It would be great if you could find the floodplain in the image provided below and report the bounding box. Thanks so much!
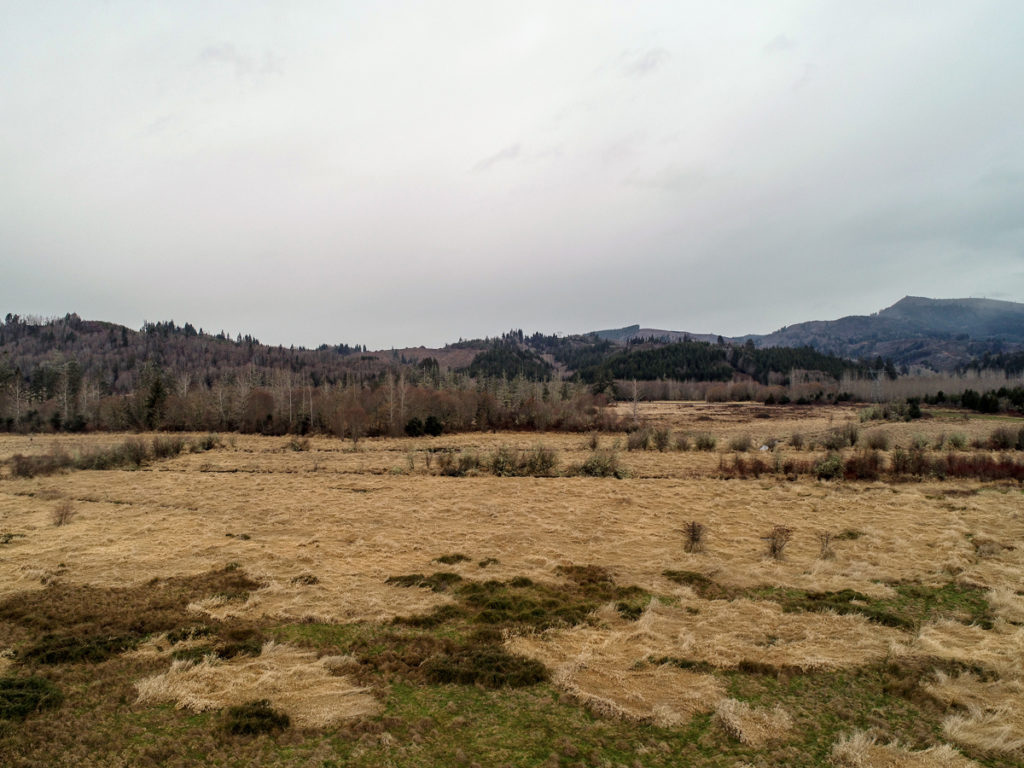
[1,402,1022,767]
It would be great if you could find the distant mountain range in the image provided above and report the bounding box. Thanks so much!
[593,297,1024,370]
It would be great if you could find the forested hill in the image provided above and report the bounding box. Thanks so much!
[749,297,1024,370]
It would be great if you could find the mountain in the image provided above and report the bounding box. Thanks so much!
[750,297,1024,370]
[592,298,1024,370]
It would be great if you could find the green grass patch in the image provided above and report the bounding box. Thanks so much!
[747,581,994,630]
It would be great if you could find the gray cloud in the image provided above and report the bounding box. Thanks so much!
[1,1,1022,349]
[199,43,283,79]
[762,34,796,55]
[619,47,669,78]
[472,143,522,173]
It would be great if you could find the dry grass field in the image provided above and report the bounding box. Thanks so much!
[1,402,1022,767]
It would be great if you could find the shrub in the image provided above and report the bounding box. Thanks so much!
[436,450,481,477]
[674,432,691,451]
[947,432,967,450]
[684,521,705,553]
[192,434,221,452]
[989,427,1016,451]
[288,437,311,452]
[764,526,792,560]
[522,445,558,476]
[404,417,424,437]
[814,453,844,480]
[571,451,624,478]
[0,676,63,721]
[694,433,716,451]
[423,415,443,437]
[422,646,548,688]
[652,427,671,452]
[51,499,75,527]
[728,434,752,452]
[9,447,74,478]
[585,432,599,450]
[843,449,882,480]
[817,531,834,560]
[223,700,290,735]
[864,431,890,450]
[789,432,805,450]
[151,435,185,459]
[910,433,929,451]
[626,428,650,451]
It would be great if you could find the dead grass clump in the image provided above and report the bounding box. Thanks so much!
[684,521,706,554]
[674,432,691,451]
[135,642,377,728]
[764,526,793,560]
[830,731,983,767]
[287,436,311,452]
[51,498,75,527]
[714,697,792,745]
[926,672,1024,758]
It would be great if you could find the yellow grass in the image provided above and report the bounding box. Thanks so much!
[135,641,378,727]
[926,673,1024,757]
[830,731,983,767]
[714,698,793,746]
[0,410,1022,753]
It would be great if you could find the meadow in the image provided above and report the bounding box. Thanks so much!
[0,401,1022,767]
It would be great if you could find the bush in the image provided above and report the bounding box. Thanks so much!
[192,434,222,452]
[0,676,63,720]
[814,453,844,480]
[674,432,690,451]
[571,451,624,478]
[989,427,1016,451]
[789,432,805,450]
[488,446,558,477]
[694,433,716,451]
[947,432,967,450]
[51,499,75,527]
[843,449,882,480]
[422,646,548,688]
[910,433,930,451]
[288,436,311,452]
[626,429,650,451]
[684,521,705,553]
[404,417,424,437]
[151,435,185,459]
[436,450,481,477]
[764,525,792,560]
[728,434,752,452]
[652,427,671,452]
[223,700,290,735]
[864,431,890,450]
[423,416,444,437]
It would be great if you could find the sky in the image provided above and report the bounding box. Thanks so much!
[2,1,1023,350]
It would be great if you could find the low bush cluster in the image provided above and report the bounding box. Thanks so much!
[8,434,222,478]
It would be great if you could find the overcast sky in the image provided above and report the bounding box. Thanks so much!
[2,2,1023,349]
